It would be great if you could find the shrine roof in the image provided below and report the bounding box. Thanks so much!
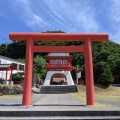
[0,55,25,64]
[0,64,14,70]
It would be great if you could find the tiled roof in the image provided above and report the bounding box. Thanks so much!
[0,64,14,70]
[0,55,25,64]
[0,64,12,68]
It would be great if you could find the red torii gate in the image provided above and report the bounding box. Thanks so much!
[9,32,108,106]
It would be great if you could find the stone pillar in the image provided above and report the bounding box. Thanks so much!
[22,38,33,106]
[76,72,78,85]
[84,38,95,105]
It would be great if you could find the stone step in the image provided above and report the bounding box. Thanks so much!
[40,88,77,90]
[0,110,120,117]
[0,116,120,120]
[39,85,78,94]
[39,91,76,94]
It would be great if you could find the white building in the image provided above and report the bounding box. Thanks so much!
[0,55,25,80]
[44,53,74,85]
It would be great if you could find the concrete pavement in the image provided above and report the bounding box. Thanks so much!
[0,93,89,111]
[0,93,120,119]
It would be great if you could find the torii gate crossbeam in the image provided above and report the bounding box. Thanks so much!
[9,32,108,106]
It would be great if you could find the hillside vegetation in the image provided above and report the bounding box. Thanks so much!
[0,31,120,86]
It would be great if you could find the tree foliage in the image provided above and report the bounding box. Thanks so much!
[0,31,120,86]
[33,55,47,79]
[94,62,114,86]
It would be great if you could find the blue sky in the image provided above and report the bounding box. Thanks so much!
[0,0,120,44]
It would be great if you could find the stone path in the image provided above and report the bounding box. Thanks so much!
[0,93,120,111]
[0,93,89,111]
[32,94,89,111]
[0,93,120,119]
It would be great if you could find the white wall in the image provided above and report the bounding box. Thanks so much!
[0,70,24,80]
[0,56,25,80]
[0,57,25,65]
[44,71,74,85]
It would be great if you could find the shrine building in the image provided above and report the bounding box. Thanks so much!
[44,53,74,85]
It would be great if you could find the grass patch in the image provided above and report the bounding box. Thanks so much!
[72,84,120,108]
[0,84,9,86]
[0,94,22,99]
[0,84,22,86]
[71,92,86,104]
[88,104,112,109]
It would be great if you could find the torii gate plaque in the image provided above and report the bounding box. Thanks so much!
[9,32,108,106]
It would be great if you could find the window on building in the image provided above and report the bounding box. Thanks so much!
[20,65,24,71]
[63,60,67,64]
[12,63,17,70]
[50,60,54,64]
[55,59,62,64]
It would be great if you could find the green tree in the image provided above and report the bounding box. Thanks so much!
[0,44,6,56]
[94,62,114,86]
[17,58,25,63]
[114,59,120,75]
[33,55,47,79]
[1,31,120,85]
[100,69,114,86]
[96,50,110,62]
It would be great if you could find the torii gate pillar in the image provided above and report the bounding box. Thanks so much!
[22,38,33,106]
[84,38,95,105]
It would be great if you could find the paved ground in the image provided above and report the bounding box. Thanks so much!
[0,93,90,111]
[0,93,120,111]
[33,94,89,111]
[0,93,120,119]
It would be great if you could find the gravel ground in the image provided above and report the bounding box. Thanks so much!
[0,93,41,106]
[0,93,90,111]
[96,99,120,107]
[0,93,120,110]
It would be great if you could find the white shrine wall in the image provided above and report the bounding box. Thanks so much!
[43,71,74,85]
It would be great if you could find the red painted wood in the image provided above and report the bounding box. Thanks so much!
[84,38,95,105]
[33,46,84,52]
[45,64,73,71]
[9,32,108,41]
[9,32,109,106]
[0,66,14,71]
[22,37,33,106]
[44,56,73,71]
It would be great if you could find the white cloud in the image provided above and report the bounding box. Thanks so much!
[75,10,99,32]
[12,0,51,30]
[107,0,120,43]
[109,0,120,22]
[39,0,71,30]
[27,14,51,28]
[1,0,119,44]
[43,0,99,32]
[9,0,100,32]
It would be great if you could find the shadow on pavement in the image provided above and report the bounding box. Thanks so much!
[33,104,86,107]
[0,104,21,106]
